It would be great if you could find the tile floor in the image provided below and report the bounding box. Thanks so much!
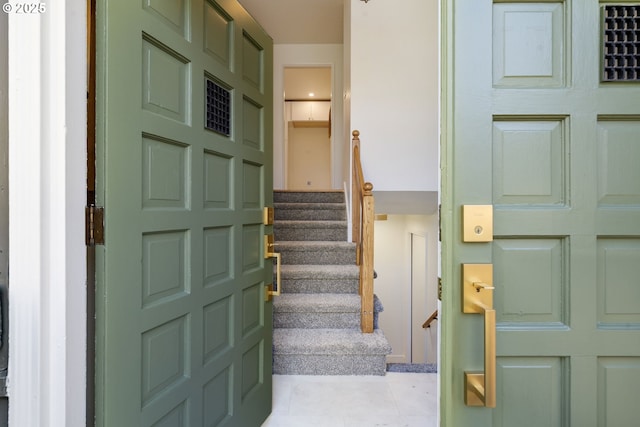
[261,372,438,427]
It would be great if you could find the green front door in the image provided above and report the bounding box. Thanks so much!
[442,1,640,425]
[95,0,273,425]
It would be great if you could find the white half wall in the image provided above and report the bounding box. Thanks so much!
[349,0,439,193]
[273,44,344,189]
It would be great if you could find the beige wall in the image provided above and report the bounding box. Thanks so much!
[287,124,332,190]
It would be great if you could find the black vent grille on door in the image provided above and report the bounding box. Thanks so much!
[602,5,640,82]
[205,78,231,136]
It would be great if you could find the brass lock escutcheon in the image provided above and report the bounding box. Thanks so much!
[462,205,493,242]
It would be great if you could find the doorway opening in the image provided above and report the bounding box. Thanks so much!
[283,67,333,190]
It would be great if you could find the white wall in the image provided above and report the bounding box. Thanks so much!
[273,44,344,189]
[343,1,352,191]
[0,0,8,287]
[349,0,439,193]
[374,214,439,364]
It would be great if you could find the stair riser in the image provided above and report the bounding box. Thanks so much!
[275,227,347,242]
[283,279,359,294]
[274,311,382,330]
[274,313,360,329]
[275,209,346,221]
[274,192,345,204]
[273,355,387,376]
[281,248,356,265]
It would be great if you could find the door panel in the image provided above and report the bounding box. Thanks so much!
[494,238,566,325]
[95,0,273,425]
[496,357,565,427]
[443,1,640,425]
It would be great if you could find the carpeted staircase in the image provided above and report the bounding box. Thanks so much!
[272,190,392,376]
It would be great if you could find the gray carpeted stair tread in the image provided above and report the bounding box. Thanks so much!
[281,264,359,279]
[274,294,361,313]
[274,204,347,221]
[277,241,355,250]
[273,328,392,355]
[280,264,360,294]
[275,221,348,241]
[274,202,346,210]
[277,241,356,265]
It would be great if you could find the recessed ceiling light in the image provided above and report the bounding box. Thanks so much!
[308,92,315,97]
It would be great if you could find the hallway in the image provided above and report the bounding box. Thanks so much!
[262,373,437,426]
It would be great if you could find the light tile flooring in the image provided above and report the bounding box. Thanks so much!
[261,373,438,427]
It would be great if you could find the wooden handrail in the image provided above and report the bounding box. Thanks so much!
[422,310,438,329]
[352,130,375,333]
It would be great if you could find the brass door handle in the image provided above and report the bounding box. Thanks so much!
[264,234,281,300]
[463,264,496,408]
[464,306,496,408]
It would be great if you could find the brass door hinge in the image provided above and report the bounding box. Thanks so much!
[85,205,104,246]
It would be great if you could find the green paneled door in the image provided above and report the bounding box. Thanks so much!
[95,0,273,425]
[441,1,640,426]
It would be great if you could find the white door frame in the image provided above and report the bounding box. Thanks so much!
[8,2,87,425]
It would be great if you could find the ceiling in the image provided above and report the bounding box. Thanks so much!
[284,67,332,100]
[237,0,344,44]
